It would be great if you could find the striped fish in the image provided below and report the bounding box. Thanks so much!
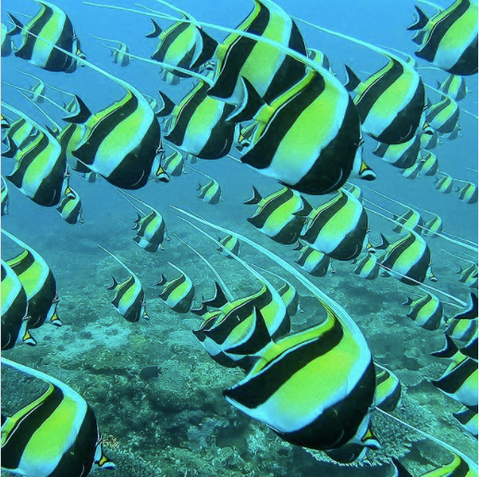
[100,246,148,322]
[218,234,240,258]
[1,260,35,350]
[438,74,470,101]
[10,2,86,72]
[119,190,168,252]
[408,0,478,76]
[344,56,427,144]
[374,365,402,412]
[457,263,478,286]
[92,35,131,66]
[3,102,67,207]
[380,232,436,285]
[4,116,38,151]
[422,453,478,476]
[393,207,425,234]
[401,163,420,179]
[403,292,444,330]
[447,123,462,140]
[295,241,333,277]
[191,167,222,204]
[245,186,312,245]
[426,95,460,135]
[1,175,9,216]
[455,180,478,204]
[353,252,380,280]
[3,229,61,330]
[453,406,478,438]
[208,0,307,114]
[1,19,20,57]
[1,357,115,476]
[446,292,478,342]
[435,172,454,193]
[300,189,368,260]
[146,12,217,85]
[163,147,185,177]
[157,263,194,313]
[420,129,440,150]
[56,177,83,225]
[417,151,440,176]
[423,213,444,237]
[307,48,335,74]
[373,136,421,168]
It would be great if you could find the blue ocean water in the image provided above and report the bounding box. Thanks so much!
[1,0,478,476]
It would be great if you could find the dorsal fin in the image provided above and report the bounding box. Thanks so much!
[244,186,262,205]
[431,334,458,358]
[407,6,429,31]
[190,29,218,70]
[202,281,228,308]
[225,77,264,123]
[62,95,92,123]
[344,65,361,92]
[156,91,175,117]
[453,292,478,320]
[146,18,162,38]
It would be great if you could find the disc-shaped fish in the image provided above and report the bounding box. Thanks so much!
[435,172,454,193]
[1,260,35,350]
[93,35,131,66]
[10,1,86,72]
[56,177,83,225]
[403,292,444,330]
[457,262,478,285]
[3,229,61,330]
[4,116,38,151]
[353,252,379,280]
[301,189,368,260]
[456,180,478,204]
[423,213,443,237]
[417,151,439,176]
[373,136,421,169]
[218,234,240,258]
[1,175,9,216]
[245,186,312,245]
[374,365,402,412]
[426,95,460,134]
[420,129,440,150]
[163,147,185,176]
[407,1,478,76]
[190,167,223,204]
[393,207,424,234]
[295,242,333,277]
[445,293,478,342]
[401,164,420,179]
[157,263,194,313]
[1,357,115,476]
[438,74,470,101]
[446,123,462,140]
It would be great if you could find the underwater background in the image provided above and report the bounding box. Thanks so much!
[1,0,478,476]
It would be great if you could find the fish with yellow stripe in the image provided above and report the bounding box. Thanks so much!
[374,364,402,412]
[217,234,240,258]
[162,146,185,177]
[294,241,334,277]
[56,175,83,225]
[417,151,440,176]
[100,245,149,322]
[352,252,380,280]
[190,167,223,204]
[91,34,132,66]
[446,292,478,342]
[244,186,312,245]
[438,73,470,101]
[455,179,478,204]
[453,405,478,438]
[1,357,115,476]
[157,263,195,313]
[403,291,445,330]
[420,129,441,150]
[1,18,20,57]
[435,172,454,193]
[426,94,461,135]
[373,135,421,169]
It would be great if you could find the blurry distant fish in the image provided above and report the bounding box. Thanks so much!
[191,167,222,204]
[373,136,421,169]
[118,189,168,252]
[374,365,402,412]
[353,252,380,280]
[438,73,470,101]
[1,19,20,57]
[157,263,194,313]
[244,186,312,245]
[446,123,462,140]
[10,1,86,72]
[435,172,454,193]
[391,205,425,235]
[455,179,478,204]
[403,291,444,330]
[425,95,460,135]
[56,176,83,225]
[453,406,478,437]
[294,241,334,277]
[401,164,420,180]
[100,245,149,322]
[423,211,443,237]
[1,357,115,476]
[91,34,131,66]
[301,189,368,261]
[217,234,240,258]
[1,175,9,216]
[307,48,335,74]
[162,146,185,177]
[416,151,439,176]
[144,91,175,119]
[419,129,440,150]
[1,260,35,350]
[407,1,478,75]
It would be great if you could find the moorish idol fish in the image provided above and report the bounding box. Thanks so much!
[423,211,444,237]
[446,292,478,342]
[244,186,312,245]
[401,164,420,179]
[2,101,67,207]
[1,357,115,476]
[403,291,444,330]
[379,232,436,285]
[426,94,460,135]
[91,34,131,66]
[173,206,378,463]
[1,19,20,57]
[372,135,421,169]
[1,260,35,350]
[118,189,168,252]
[417,151,439,176]
[453,406,478,438]
[420,129,441,150]
[294,241,334,277]
[307,48,335,74]
[435,172,454,193]
[407,0,478,76]
[3,229,61,330]
[438,73,470,101]
[352,252,380,280]
[157,263,195,313]
[455,179,478,204]
[162,146,185,177]
[56,176,83,225]
[190,167,222,204]
[99,245,149,322]
[393,207,425,234]
[1,175,9,216]
[145,5,218,85]
[10,1,86,72]
[3,115,38,151]
[374,364,402,412]
[217,234,240,258]
[300,189,368,261]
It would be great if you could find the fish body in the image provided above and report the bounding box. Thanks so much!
[457,182,478,204]
[426,95,460,134]
[374,366,402,412]
[295,243,333,277]
[420,129,440,150]
[197,179,222,204]
[163,148,185,176]
[56,181,83,225]
[218,235,240,258]
[403,292,444,330]
[453,406,478,437]
[353,252,379,280]
[373,136,421,168]
[435,173,454,193]
[133,210,167,252]
[158,264,194,313]
[423,215,443,237]
[393,208,424,234]
[417,151,439,176]
[438,73,470,101]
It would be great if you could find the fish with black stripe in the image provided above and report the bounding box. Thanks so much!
[420,129,441,150]
[217,234,240,258]
[1,260,36,350]
[352,252,380,280]
[393,207,425,234]
[3,101,67,207]
[1,357,115,476]
[426,94,460,135]
[300,189,368,261]
[100,245,149,322]
[157,263,195,313]
[118,189,168,252]
[244,186,312,245]
[10,1,86,72]
[162,145,185,177]
[294,241,334,277]
[307,48,335,75]
[190,167,222,204]
[407,0,478,76]
[403,291,444,330]
[445,292,478,342]
[92,34,131,66]
[455,179,478,204]
[374,364,402,412]
[1,175,9,216]
[3,229,61,330]
[435,172,454,193]
[372,135,421,169]
[55,175,83,225]
[417,151,440,176]
[422,210,443,237]
[3,114,38,152]
[401,163,420,180]
[457,261,478,287]
[438,73,470,101]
